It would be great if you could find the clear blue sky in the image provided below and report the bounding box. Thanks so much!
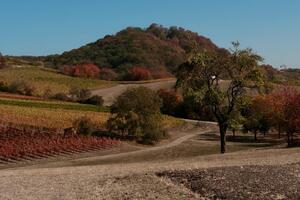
[0,0,299,68]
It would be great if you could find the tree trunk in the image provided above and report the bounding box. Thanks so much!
[219,123,227,154]
[254,131,257,141]
[233,130,235,138]
[278,126,281,139]
[287,132,291,147]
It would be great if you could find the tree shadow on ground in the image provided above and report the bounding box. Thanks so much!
[195,132,285,148]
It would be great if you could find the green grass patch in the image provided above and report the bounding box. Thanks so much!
[0,98,109,112]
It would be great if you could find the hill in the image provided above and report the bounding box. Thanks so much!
[44,24,219,79]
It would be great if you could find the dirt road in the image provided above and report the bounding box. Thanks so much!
[91,79,176,105]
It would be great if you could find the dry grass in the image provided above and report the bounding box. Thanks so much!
[0,66,116,96]
[0,104,182,130]
[0,105,110,129]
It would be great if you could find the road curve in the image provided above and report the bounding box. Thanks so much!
[91,79,176,105]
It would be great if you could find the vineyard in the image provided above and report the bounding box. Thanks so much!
[0,122,120,162]
[0,105,110,129]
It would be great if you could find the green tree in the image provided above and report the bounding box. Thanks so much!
[176,42,264,153]
[228,114,243,138]
[107,87,166,143]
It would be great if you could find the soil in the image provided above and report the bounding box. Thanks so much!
[158,163,300,200]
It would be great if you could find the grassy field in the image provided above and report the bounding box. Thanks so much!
[0,105,110,129]
[0,66,116,96]
[0,97,108,112]
[0,104,182,130]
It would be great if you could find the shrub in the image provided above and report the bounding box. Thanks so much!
[0,81,9,92]
[141,115,168,144]
[8,81,36,96]
[62,64,100,78]
[82,95,104,106]
[73,117,95,136]
[99,68,118,81]
[111,87,162,116]
[43,88,53,99]
[69,87,91,101]
[107,87,165,143]
[52,92,70,101]
[158,89,183,116]
[126,67,152,81]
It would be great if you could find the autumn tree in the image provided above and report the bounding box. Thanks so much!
[243,96,273,140]
[62,64,100,78]
[128,67,151,81]
[267,87,300,146]
[283,89,300,146]
[176,42,264,153]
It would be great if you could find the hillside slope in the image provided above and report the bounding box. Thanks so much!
[45,24,218,75]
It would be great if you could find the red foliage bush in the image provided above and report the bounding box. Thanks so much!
[62,64,100,78]
[129,67,151,81]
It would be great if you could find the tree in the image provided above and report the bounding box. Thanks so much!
[62,64,100,78]
[284,92,300,146]
[107,87,166,143]
[243,116,260,141]
[243,95,273,140]
[270,87,300,146]
[0,52,6,69]
[129,67,152,81]
[228,109,244,138]
[176,42,264,153]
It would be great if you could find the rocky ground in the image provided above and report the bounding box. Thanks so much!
[158,163,300,200]
[0,123,299,200]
